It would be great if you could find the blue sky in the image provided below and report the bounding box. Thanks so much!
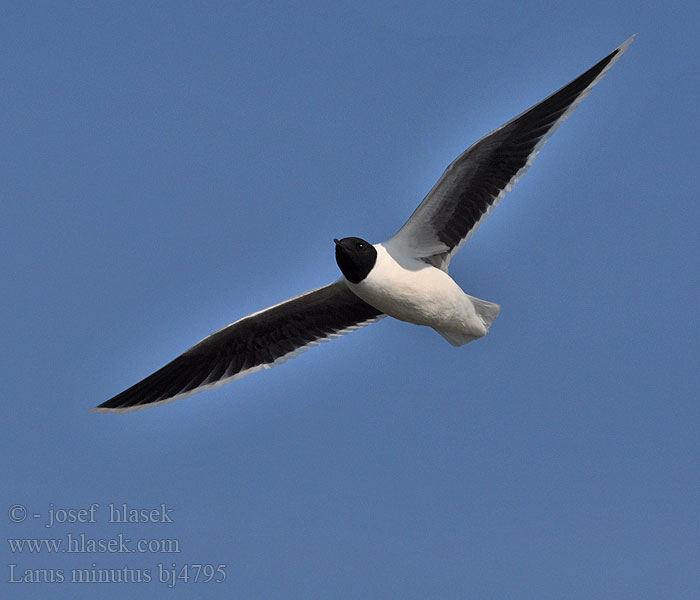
[3,2,699,598]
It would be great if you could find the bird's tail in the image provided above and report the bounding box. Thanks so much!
[469,294,501,330]
[436,295,501,347]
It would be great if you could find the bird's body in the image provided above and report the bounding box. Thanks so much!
[345,242,497,345]
[94,36,633,413]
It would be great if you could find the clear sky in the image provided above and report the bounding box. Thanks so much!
[3,2,699,598]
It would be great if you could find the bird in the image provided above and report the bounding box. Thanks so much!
[94,36,633,413]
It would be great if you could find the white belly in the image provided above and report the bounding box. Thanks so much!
[345,243,487,338]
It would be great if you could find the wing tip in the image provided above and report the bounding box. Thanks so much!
[604,35,635,72]
[91,395,182,414]
[90,402,144,414]
[618,34,636,54]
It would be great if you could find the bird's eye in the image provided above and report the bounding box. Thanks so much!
[357,242,365,250]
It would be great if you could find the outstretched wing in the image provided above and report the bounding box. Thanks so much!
[388,36,633,270]
[94,280,383,413]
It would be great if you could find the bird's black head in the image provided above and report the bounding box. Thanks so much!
[333,237,377,284]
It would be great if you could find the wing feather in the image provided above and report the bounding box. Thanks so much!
[389,36,634,269]
[94,280,383,413]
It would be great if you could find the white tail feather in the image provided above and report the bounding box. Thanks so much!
[435,295,501,347]
[469,295,501,330]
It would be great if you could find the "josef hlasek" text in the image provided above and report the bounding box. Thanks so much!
[44,503,174,528]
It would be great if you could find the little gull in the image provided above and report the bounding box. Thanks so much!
[94,37,633,413]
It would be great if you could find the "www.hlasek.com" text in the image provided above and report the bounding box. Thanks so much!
[8,533,180,554]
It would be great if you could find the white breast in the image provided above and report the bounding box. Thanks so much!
[345,243,482,333]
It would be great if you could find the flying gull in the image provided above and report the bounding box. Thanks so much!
[94,37,633,413]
